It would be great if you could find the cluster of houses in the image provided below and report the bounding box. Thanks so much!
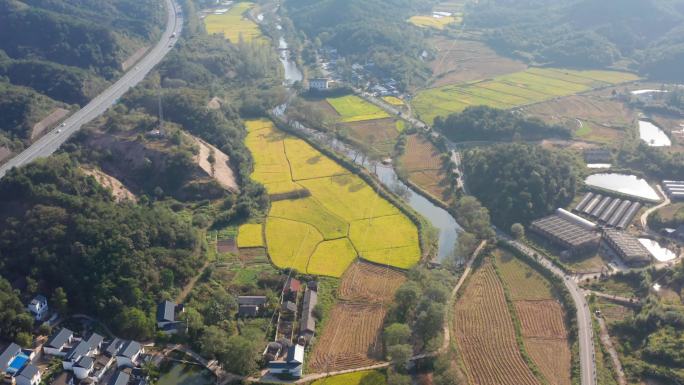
[233,277,319,380]
[315,47,401,97]
[1,328,146,385]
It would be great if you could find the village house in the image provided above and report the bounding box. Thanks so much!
[308,78,330,91]
[267,344,304,378]
[156,301,184,334]
[26,295,49,321]
[62,333,103,371]
[44,329,74,357]
[107,371,130,385]
[15,364,41,385]
[299,287,318,343]
[237,296,267,318]
[115,341,143,369]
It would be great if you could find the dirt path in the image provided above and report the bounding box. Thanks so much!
[584,290,641,306]
[596,317,627,385]
[640,184,670,233]
[176,260,211,304]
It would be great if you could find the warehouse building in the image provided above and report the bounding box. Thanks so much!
[572,192,641,229]
[664,180,684,201]
[602,229,651,267]
[530,213,601,255]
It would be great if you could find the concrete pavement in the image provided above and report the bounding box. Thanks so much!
[0,0,183,179]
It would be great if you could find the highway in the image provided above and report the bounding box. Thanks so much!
[0,0,183,179]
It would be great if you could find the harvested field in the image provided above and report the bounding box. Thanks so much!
[244,119,420,276]
[204,2,263,43]
[192,135,238,191]
[495,250,553,301]
[343,118,400,156]
[31,108,69,140]
[82,167,136,202]
[515,300,568,339]
[238,247,268,264]
[429,38,527,87]
[495,251,572,385]
[338,261,406,303]
[308,302,386,372]
[216,239,237,254]
[398,135,452,203]
[454,263,542,385]
[414,67,640,125]
[595,298,634,324]
[525,339,572,385]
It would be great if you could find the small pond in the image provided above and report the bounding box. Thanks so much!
[638,120,671,147]
[157,358,214,385]
[639,238,676,262]
[585,173,660,201]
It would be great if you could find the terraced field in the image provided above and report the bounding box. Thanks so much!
[244,119,420,277]
[204,2,263,43]
[414,67,639,124]
[309,261,405,372]
[454,263,542,385]
[409,14,461,29]
[495,251,572,385]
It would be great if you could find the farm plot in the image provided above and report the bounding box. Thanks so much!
[311,370,386,385]
[398,135,452,203]
[244,119,420,277]
[326,95,390,123]
[454,263,542,385]
[343,118,401,156]
[338,261,406,304]
[237,223,264,248]
[495,251,572,385]
[414,67,639,125]
[524,95,634,144]
[204,2,264,43]
[409,14,461,30]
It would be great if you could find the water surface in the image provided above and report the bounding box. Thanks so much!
[638,120,671,147]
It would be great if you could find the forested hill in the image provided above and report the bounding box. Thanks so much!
[0,0,164,78]
[468,0,684,81]
[285,0,436,89]
[0,0,164,162]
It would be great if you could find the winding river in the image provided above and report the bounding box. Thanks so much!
[275,39,462,263]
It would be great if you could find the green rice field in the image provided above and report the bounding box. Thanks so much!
[413,67,639,125]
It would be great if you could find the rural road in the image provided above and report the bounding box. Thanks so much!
[0,0,183,179]
[502,235,597,385]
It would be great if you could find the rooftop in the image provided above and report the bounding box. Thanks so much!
[157,301,176,323]
[603,229,651,263]
[531,215,600,248]
[237,296,267,306]
[47,328,73,349]
[117,341,141,359]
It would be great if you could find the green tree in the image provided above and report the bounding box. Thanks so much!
[51,287,69,315]
[0,277,33,341]
[383,323,411,347]
[511,223,525,240]
[386,344,412,372]
[116,307,154,340]
[393,281,422,323]
[222,335,260,375]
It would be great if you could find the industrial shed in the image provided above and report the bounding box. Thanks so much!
[572,192,641,229]
[602,229,651,267]
[530,214,601,255]
[664,180,684,201]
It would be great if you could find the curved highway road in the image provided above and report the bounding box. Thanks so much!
[0,0,183,179]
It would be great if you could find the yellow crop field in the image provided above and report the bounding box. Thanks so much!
[269,197,348,240]
[298,175,400,221]
[283,138,348,180]
[237,223,263,248]
[312,370,386,385]
[408,14,460,30]
[350,215,421,268]
[265,218,323,272]
[382,96,404,106]
[326,95,390,123]
[413,67,639,125]
[244,119,420,276]
[308,238,358,277]
[204,2,264,43]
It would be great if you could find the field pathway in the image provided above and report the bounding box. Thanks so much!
[596,317,627,385]
[640,184,670,234]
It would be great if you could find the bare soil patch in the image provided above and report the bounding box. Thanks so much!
[217,238,237,254]
[31,108,69,140]
[207,96,222,110]
[428,38,527,87]
[0,146,11,163]
[399,135,452,203]
[82,167,136,202]
[191,135,239,191]
[343,118,399,155]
